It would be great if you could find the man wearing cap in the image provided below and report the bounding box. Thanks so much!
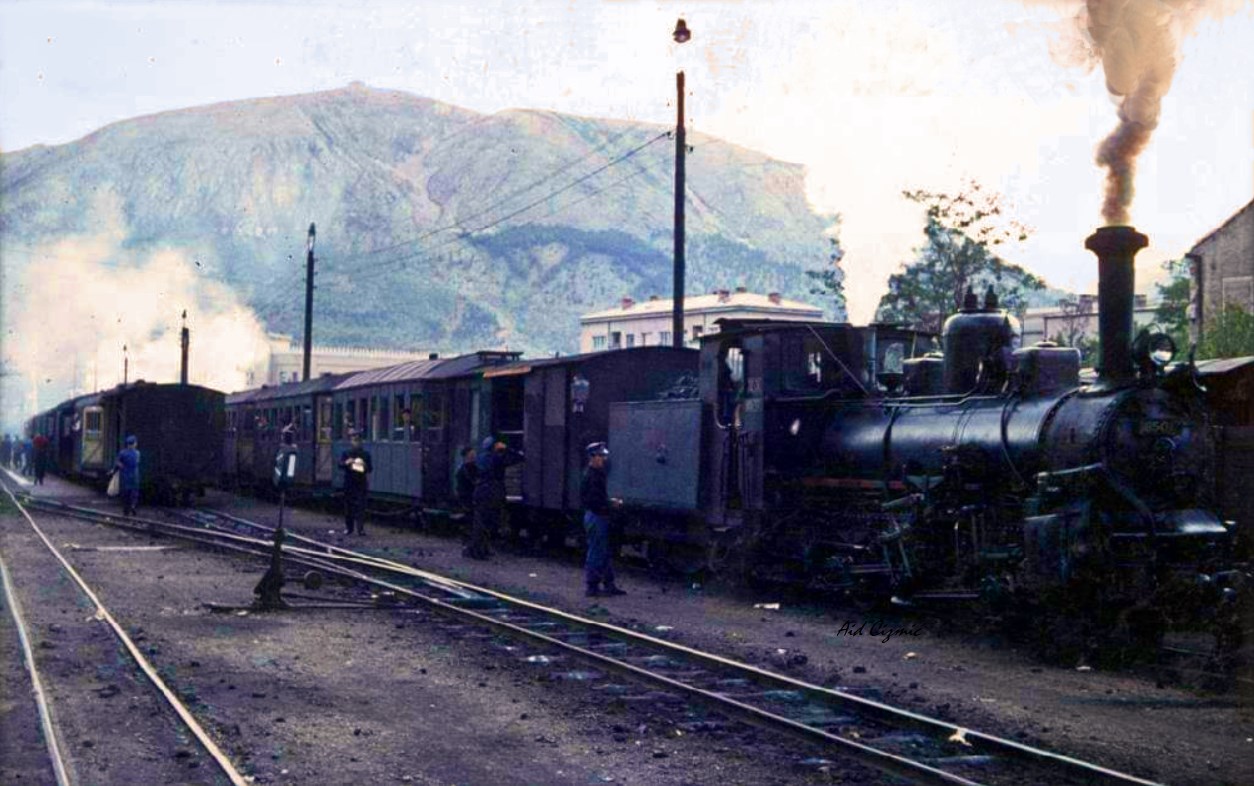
[340,430,373,535]
[113,435,141,516]
[581,442,625,597]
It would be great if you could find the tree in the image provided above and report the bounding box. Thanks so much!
[1154,258,1192,354]
[805,231,847,320]
[1198,305,1254,360]
[876,181,1044,334]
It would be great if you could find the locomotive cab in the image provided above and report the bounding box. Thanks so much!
[697,320,937,527]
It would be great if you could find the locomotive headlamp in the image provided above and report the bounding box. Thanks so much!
[1133,329,1176,370]
[789,418,801,436]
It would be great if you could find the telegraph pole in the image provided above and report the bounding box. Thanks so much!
[123,344,128,386]
[179,310,190,385]
[671,19,691,349]
[302,223,316,382]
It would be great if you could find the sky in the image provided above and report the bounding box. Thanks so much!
[1,0,1252,360]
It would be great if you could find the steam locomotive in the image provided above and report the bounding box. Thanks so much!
[608,226,1251,647]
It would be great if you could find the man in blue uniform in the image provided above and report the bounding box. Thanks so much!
[113,435,141,516]
[469,436,524,559]
[340,431,373,535]
[581,442,625,598]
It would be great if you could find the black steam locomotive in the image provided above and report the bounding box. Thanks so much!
[608,227,1251,644]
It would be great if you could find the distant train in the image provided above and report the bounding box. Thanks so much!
[220,226,1252,649]
[25,381,225,504]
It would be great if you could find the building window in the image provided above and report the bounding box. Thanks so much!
[592,335,607,350]
[626,333,635,348]
[659,331,671,346]
[610,331,622,349]
[640,332,650,346]
[692,325,703,340]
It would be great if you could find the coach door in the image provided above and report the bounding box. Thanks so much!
[80,406,106,468]
[315,395,334,483]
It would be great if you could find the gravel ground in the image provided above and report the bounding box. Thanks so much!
[1,476,877,786]
[202,485,1254,786]
[5,474,1252,785]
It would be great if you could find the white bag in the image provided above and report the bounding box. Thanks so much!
[106,472,120,497]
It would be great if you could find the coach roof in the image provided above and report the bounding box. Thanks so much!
[332,350,522,390]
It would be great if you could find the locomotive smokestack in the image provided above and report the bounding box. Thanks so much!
[179,310,189,385]
[1084,226,1147,386]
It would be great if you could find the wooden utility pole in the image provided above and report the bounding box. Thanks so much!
[672,70,686,349]
[671,18,691,349]
[302,223,316,382]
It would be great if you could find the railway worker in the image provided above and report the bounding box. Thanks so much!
[1,434,12,469]
[581,442,625,598]
[113,435,141,516]
[32,433,50,485]
[456,446,486,558]
[340,430,374,536]
[469,436,524,560]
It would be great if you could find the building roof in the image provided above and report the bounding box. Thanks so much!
[1189,197,1254,253]
[581,291,822,322]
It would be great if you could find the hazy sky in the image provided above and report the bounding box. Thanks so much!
[2,0,1253,323]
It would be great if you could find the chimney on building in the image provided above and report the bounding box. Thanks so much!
[768,292,782,305]
[649,294,660,301]
[717,289,730,302]
[621,296,635,310]
[735,286,747,294]
[1085,226,1148,386]
[428,352,439,360]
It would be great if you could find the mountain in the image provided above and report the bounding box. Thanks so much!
[0,82,841,354]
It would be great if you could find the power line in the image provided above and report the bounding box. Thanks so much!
[320,131,670,281]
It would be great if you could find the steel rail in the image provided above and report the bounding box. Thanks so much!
[190,507,1162,786]
[25,497,1162,786]
[25,500,977,783]
[0,483,251,786]
[0,504,72,785]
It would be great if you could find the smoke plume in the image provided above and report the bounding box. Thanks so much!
[1062,0,1241,225]
[1,196,270,429]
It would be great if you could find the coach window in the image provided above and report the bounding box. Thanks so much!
[302,405,313,440]
[377,395,389,441]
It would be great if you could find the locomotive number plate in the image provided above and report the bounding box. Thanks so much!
[1137,419,1181,437]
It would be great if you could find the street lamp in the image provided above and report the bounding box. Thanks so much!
[671,18,691,349]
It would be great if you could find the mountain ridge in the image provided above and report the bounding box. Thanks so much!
[1,82,843,356]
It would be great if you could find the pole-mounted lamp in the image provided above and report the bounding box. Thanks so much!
[671,18,691,349]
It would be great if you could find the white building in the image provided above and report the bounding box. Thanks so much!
[252,333,435,386]
[579,288,824,353]
[1020,294,1161,348]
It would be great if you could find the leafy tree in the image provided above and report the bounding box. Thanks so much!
[1198,305,1254,360]
[1153,258,1192,354]
[876,181,1044,333]
[805,233,847,319]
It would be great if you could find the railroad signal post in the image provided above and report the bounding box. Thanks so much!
[255,426,298,610]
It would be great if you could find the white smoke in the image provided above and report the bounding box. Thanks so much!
[1,197,270,430]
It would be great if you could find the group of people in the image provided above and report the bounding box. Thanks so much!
[2,433,51,485]
[344,432,626,598]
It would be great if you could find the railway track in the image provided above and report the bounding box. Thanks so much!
[14,492,1164,786]
[0,477,250,786]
